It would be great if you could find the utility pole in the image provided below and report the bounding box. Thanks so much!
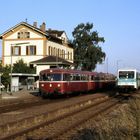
[116,60,122,74]
[10,42,30,94]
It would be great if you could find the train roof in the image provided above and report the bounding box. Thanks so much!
[39,68,116,78]
[118,68,138,72]
[40,68,97,75]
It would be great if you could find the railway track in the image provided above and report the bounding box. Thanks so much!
[0,92,107,115]
[0,94,121,140]
[29,96,120,140]
[0,98,49,114]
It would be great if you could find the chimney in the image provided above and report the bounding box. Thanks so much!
[33,22,37,28]
[40,22,46,32]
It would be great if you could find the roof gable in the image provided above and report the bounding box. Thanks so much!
[0,22,48,39]
[0,21,73,48]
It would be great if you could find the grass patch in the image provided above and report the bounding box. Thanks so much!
[72,95,140,140]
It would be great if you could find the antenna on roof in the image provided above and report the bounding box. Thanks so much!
[25,18,28,23]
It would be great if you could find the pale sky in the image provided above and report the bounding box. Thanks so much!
[0,0,140,74]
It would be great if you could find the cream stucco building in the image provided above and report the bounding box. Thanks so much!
[0,21,74,75]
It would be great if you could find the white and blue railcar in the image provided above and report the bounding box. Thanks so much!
[117,69,140,91]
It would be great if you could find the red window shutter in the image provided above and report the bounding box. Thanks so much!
[26,46,28,55]
[34,46,36,55]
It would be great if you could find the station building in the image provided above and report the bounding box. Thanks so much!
[0,21,74,91]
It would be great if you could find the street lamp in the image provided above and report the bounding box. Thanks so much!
[10,42,30,94]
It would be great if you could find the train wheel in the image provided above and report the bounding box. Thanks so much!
[40,92,47,98]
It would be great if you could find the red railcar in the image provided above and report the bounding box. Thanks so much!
[39,68,115,97]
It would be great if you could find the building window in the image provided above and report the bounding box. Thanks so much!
[17,30,30,39]
[17,32,20,39]
[25,32,30,38]
[59,49,61,57]
[70,52,72,60]
[62,50,65,59]
[48,46,51,55]
[12,46,21,55]
[62,37,65,43]
[51,47,53,55]
[53,47,56,56]
[56,48,58,56]
[58,49,60,57]
[67,52,69,60]
[26,45,36,55]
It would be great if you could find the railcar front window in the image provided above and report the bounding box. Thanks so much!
[40,73,61,81]
[119,71,134,79]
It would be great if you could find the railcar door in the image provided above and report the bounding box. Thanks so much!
[90,75,96,91]
[63,74,71,94]
[88,75,92,91]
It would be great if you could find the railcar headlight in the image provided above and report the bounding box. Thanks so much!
[41,84,44,87]
[58,84,61,87]
[49,84,52,87]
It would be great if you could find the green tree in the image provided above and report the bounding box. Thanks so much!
[12,59,35,74]
[0,59,35,89]
[72,22,105,71]
[0,65,11,88]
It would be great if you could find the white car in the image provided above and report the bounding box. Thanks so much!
[0,83,5,89]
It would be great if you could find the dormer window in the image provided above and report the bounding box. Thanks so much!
[17,30,30,39]
[61,37,66,43]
